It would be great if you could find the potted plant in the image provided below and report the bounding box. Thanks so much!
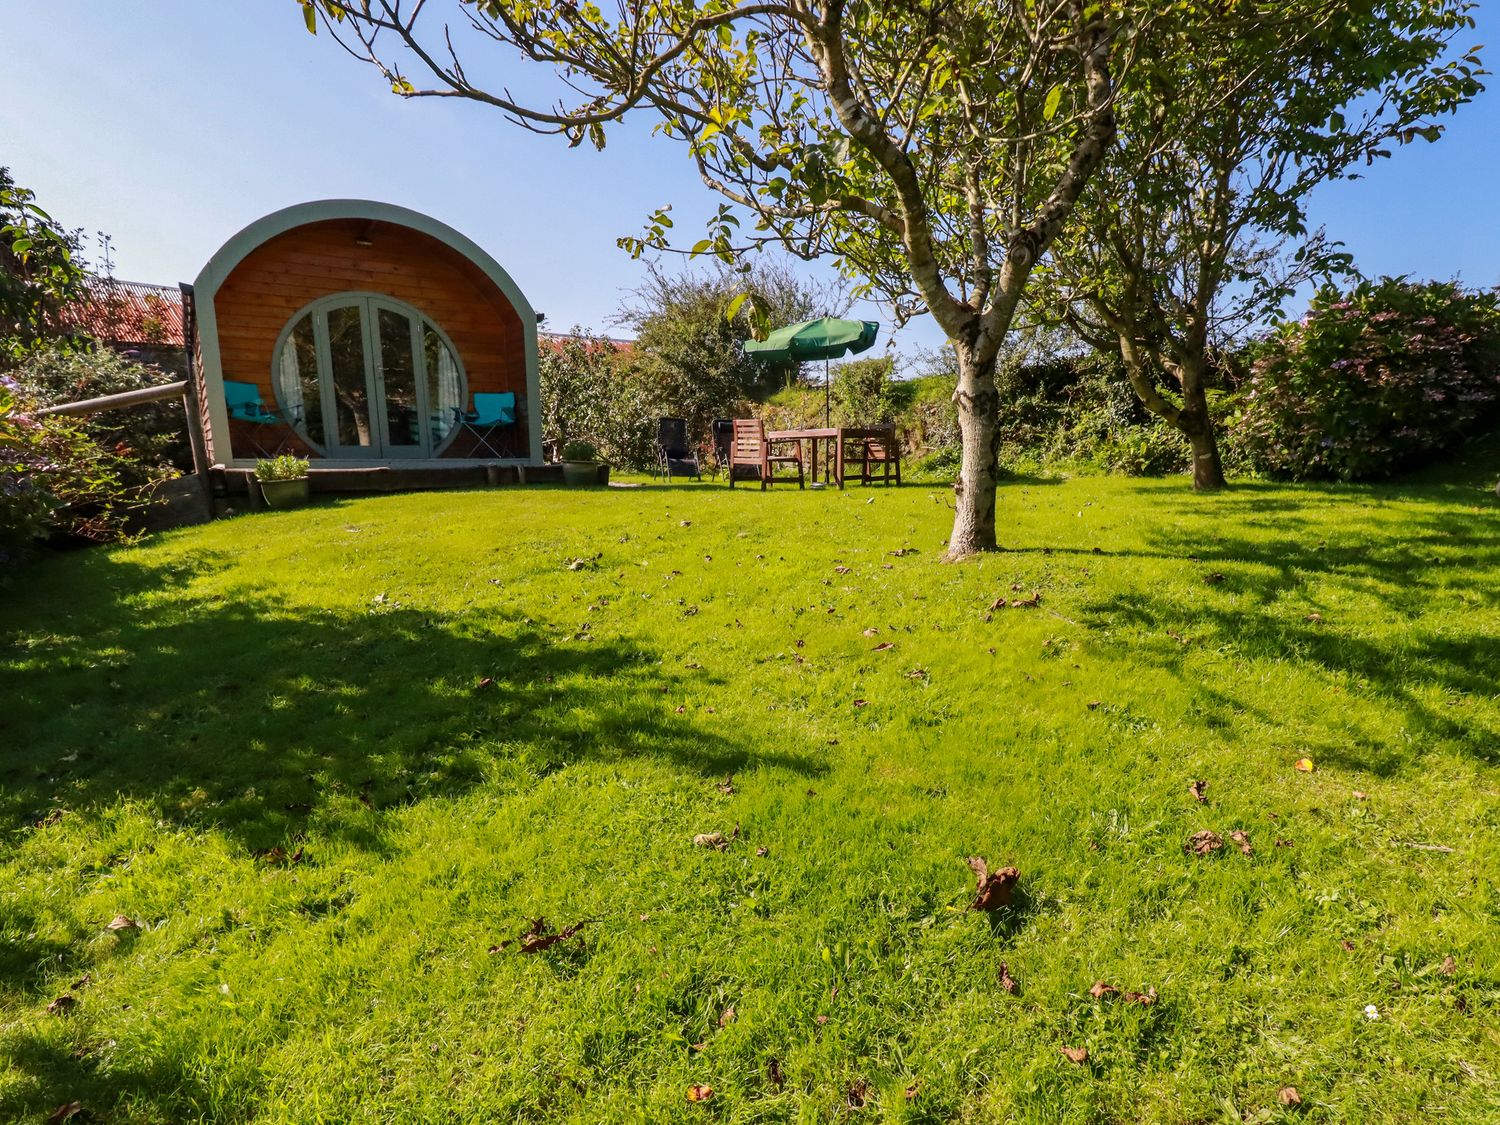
[255,454,311,509]
[560,439,604,486]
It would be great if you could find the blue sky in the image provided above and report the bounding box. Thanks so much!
[4,1,1497,363]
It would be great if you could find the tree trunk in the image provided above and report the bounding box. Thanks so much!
[1176,361,1226,491]
[1117,334,1228,491]
[948,345,1002,558]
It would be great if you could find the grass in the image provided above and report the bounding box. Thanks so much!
[2,458,1498,1123]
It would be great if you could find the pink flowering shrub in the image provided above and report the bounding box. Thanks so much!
[1238,278,1500,480]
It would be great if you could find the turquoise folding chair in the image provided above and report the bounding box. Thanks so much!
[454,392,519,458]
[224,380,300,457]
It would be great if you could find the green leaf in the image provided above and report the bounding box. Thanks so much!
[1042,85,1062,122]
[725,292,749,322]
[301,1,317,34]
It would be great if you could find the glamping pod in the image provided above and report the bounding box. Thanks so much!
[189,200,540,471]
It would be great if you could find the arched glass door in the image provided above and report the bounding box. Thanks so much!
[273,294,466,458]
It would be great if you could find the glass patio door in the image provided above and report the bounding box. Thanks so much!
[311,297,433,459]
[275,293,466,460]
[369,299,426,459]
[321,301,380,456]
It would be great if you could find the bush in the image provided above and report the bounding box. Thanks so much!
[1238,278,1500,480]
[538,330,658,468]
[830,357,896,425]
[1094,426,1190,476]
[13,344,189,480]
[1,375,134,567]
[561,439,600,462]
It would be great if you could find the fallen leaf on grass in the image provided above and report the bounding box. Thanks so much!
[1060,1046,1089,1065]
[1275,838,1293,848]
[768,1058,785,1089]
[1441,955,1457,976]
[986,591,1042,614]
[694,832,729,850]
[853,699,869,708]
[106,915,138,932]
[35,808,64,828]
[685,1084,713,1102]
[755,846,769,857]
[1204,572,1225,585]
[862,627,879,637]
[1279,1086,1303,1107]
[1352,790,1368,800]
[1185,830,1223,856]
[716,776,735,795]
[834,565,852,575]
[890,547,914,557]
[872,641,895,652]
[1089,981,1156,1005]
[476,676,495,690]
[1188,779,1208,803]
[904,1080,921,1100]
[1294,757,1315,772]
[846,1079,870,1108]
[998,962,1019,995]
[1339,939,1356,952]
[675,705,687,714]
[70,974,91,991]
[47,995,76,1016]
[1305,612,1323,623]
[1229,830,1254,857]
[46,1102,82,1123]
[966,857,1019,911]
[491,917,592,954]
[719,1005,736,1027]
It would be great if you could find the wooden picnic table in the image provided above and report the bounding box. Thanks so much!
[766,425,897,490]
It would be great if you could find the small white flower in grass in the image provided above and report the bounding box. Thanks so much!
[1364,1004,1379,1020]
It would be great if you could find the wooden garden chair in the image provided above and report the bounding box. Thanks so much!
[839,426,901,486]
[728,418,803,490]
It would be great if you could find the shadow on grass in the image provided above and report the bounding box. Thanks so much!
[0,549,825,854]
[0,1034,220,1125]
[1076,493,1500,772]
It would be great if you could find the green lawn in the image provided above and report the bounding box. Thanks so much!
[2,462,1498,1123]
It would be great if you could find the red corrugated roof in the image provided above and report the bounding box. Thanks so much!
[62,277,185,348]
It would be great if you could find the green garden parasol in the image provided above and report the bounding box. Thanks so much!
[743,316,880,425]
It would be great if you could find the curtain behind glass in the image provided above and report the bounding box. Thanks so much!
[425,324,464,445]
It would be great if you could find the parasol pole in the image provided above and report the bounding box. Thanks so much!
[824,356,831,426]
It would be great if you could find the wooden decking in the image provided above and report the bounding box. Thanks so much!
[211,462,606,509]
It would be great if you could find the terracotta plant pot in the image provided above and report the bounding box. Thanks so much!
[259,477,311,509]
[562,460,602,486]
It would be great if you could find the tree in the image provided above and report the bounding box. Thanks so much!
[1,167,86,369]
[297,0,1174,557]
[618,259,839,432]
[1040,1,1483,489]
